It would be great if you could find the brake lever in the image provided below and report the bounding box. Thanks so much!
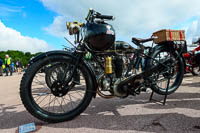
[95,11,101,16]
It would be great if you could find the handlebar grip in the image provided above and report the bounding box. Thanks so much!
[96,14,114,20]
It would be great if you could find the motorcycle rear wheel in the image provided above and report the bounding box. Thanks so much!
[148,47,184,95]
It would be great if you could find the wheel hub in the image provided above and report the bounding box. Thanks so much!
[50,81,69,97]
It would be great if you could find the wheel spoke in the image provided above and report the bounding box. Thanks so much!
[68,94,74,110]
[37,93,51,105]
[42,96,56,109]
[56,98,65,113]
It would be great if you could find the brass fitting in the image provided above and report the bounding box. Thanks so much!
[105,56,112,74]
[66,21,84,35]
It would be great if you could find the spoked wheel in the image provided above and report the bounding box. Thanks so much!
[20,55,93,123]
[148,47,184,95]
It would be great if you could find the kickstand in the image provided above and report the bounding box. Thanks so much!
[149,77,170,105]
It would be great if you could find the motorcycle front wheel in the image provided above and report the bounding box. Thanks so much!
[20,55,93,123]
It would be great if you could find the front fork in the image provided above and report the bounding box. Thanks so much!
[62,52,83,87]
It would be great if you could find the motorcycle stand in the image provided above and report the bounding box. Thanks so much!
[149,77,170,105]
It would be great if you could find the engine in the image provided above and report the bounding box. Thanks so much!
[97,41,137,98]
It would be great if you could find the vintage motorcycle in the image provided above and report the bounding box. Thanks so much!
[183,40,200,75]
[20,9,184,123]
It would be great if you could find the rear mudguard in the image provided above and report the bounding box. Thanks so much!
[29,50,98,98]
[145,44,185,71]
[151,44,185,64]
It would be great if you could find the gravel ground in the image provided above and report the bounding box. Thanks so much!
[0,73,200,133]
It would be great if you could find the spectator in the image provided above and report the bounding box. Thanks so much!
[11,62,15,73]
[2,64,5,74]
[0,58,3,76]
[16,59,22,74]
[5,54,12,76]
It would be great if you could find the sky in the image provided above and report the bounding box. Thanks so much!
[1,0,200,53]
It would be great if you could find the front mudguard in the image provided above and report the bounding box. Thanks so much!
[30,50,98,98]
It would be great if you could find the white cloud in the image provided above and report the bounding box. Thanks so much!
[44,16,68,37]
[41,0,200,43]
[0,20,52,53]
[0,4,22,16]
[186,19,200,43]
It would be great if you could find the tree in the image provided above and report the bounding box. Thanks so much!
[0,50,42,66]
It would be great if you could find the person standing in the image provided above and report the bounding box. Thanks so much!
[2,64,5,74]
[16,59,22,74]
[0,58,3,76]
[5,54,12,76]
[11,62,15,73]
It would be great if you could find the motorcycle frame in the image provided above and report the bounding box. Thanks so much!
[70,41,181,85]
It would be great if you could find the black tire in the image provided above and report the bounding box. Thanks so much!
[191,66,200,76]
[20,55,94,123]
[148,46,184,95]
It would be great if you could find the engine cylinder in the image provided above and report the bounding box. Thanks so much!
[114,57,124,78]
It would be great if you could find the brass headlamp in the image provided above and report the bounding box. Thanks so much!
[66,21,84,35]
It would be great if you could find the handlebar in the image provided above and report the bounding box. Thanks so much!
[193,40,200,44]
[85,8,114,21]
[95,14,114,20]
